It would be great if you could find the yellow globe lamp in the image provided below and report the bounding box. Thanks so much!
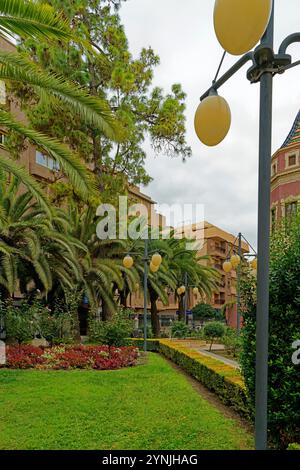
[194,94,231,146]
[180,285,186,295]
[123,255,134,269]
[223,261,232,273]
[251,258,258,270]
[214,0,272,56]
[193,287,199,296]
[151,253,162,267]
[150,262,159,273]
[231,254,241,268]
[177,287,183,296]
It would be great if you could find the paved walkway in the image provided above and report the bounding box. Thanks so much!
[170,340,240,369]
[194,348,240,369]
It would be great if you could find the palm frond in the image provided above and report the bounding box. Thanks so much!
[0,0,72,41]
[0,108,95,199]
[0,51,119,140]
[0,153,51,215]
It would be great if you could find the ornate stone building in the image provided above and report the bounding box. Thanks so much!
[271,110,300,227]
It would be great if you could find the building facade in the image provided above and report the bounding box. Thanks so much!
[129,221,249,330]
[271,110,300,227]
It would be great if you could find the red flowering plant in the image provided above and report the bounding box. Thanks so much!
[2,345,139,370]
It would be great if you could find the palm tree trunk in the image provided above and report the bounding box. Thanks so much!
[150,290,160,337]
[120,289,128,308]
[178,296,185,322]
[102,301,112,321]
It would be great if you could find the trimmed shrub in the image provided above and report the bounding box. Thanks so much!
[159,339,250,418]
[288,443,300,451]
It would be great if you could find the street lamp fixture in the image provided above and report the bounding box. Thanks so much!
[230,254,241,268]
[222,260,232,273]
[123,255,134,269]
[214,0,273,56]
[194,92,231,146]
[193,287,199,296]
[196,0,300,449]
[123,241,163,352]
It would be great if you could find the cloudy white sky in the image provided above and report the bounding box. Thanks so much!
[120,0,300,248]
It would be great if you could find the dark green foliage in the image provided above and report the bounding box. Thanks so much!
[171,321,190,339]
[5,300,36,345]
[222,328,242,358]
[16,0,191,201]
[192,303,219,322]
[89,309,134,347]
[204,322,226,351]
[240,215,300,449]
[4,294,80,346]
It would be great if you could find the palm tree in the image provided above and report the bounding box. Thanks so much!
[0,0,118,209]
[68,204,126,320]
[0,175,84,298]
[139,235,219,337]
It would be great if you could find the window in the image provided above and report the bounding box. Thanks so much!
[285,202,298,219]
[287,154,297,167]
[0,133,5,145]
[36,151,60,171]
[271,163,277,177]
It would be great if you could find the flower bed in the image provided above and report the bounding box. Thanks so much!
[3,345,139,370]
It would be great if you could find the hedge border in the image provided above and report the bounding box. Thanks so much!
[130,338,250,418]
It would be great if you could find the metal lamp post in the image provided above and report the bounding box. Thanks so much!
[123,238,163,353]
[197,0,300,450]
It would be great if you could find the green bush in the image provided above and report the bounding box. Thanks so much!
[222,328,242,358]
[89,309,134,347]
[171,321,189,339]
[5,301,35,345]
[288,443,300,451]
[204,322,226,351]
[240,215,300,449]
[192,303,220,322]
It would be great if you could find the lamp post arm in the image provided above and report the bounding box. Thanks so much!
[279,33,300,55]
[200,52,254,101]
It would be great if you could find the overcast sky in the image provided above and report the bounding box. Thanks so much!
[120,0,300,248]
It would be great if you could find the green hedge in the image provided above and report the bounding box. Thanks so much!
[158,340,250,419]
[288,443,300,451]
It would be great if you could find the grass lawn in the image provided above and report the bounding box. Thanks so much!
[0,353,253,450]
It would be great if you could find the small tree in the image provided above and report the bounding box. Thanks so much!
[192,303,218,323]
[222,328,242,358]
[204,322,226,351]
